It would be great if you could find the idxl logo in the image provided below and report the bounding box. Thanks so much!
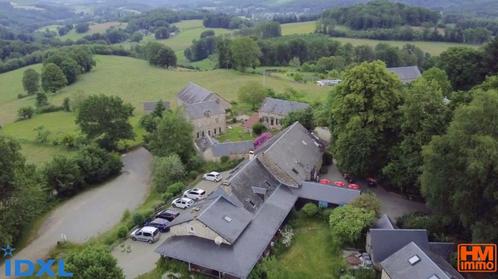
[1,245,73,277]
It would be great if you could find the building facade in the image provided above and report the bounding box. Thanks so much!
[259,97,309,129]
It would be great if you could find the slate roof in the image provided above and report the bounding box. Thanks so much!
[183,100,225,120]
[197,195,252,244]
[155,185,297,279]
[369,229,429,265]
[211,140,254,157]
[257,122,323,187]
[292,182,360,205]
[143,101,170,114]
[373,214,395,229]
[259,97,309,116]
[428,242,456,261]
[381,242,464,279]
[387,66,421,83]
[177,82,215,104]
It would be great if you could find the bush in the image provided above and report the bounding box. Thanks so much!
[162,192,173,201]
[132,212,145,227]
[351,193,381,217]
[167,182,184,196]
[117,226,128,238]
[153,154,185,192]
[302,203,319,217]
[18,106,34,120]
[252,123,267,135]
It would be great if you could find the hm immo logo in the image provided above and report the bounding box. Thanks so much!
[1,244,73,277]
[458,244,497,273]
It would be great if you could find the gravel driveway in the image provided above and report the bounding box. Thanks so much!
[0,147,152,272]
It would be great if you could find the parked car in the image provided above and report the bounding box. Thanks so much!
[130,226,160,243]
[183,188,206,200]
[155,209,180,221]
[348,183,361,190]
[319,178,332,185]
[145,218,171,233]
[367,177,377,187]
[203,171,222,182]
[172,197,194,209]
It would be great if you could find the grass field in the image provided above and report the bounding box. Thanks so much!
[277,217,344,278]
[281,21,317,36]
[0,55,328,163]
[62,22,128,41]
[280,21,479,55]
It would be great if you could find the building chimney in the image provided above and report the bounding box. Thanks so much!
[249,150,255,160]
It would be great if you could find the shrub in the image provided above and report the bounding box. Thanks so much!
[153,154,185,192]
[302,203,319,217]
[117,226,128,238]
[17,106,34,120]
[167,182,184,196]
[351,193,381,217]
[252,123,267,135]
[162,192,173,201]
[132,212,145,227]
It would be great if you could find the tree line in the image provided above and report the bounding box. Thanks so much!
[321,37,498,243]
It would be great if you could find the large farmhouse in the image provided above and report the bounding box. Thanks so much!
[155,122,360,278]
[176,82,231,110]
[387,66,421,83]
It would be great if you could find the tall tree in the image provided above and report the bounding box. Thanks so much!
[76,95,134,150]
[421,67,452,96]
[330,61,402,176]
[383,78,450,195]
[150,46,177,68]
[22,68,40,95]
[41,63,67,93]
[238,81,267,110]
[421,90,498,243]
[230,37,261,72]
[438,47,485,91]
[147,110,195,164]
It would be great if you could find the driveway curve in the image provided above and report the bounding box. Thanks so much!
[1,147,152,268]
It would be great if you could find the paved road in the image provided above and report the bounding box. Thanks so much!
[321,163,428,220]
[113,171,229,279]
[0,147,152,275]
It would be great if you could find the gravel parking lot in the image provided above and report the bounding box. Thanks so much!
[112,170,230,279]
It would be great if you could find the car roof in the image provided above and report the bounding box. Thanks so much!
[190,188,205,193]
[161,209,179,214]
[151,218,170,224]
[141,226,158,233]
[209,171,220,175]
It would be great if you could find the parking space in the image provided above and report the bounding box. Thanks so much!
[112,170,231,278]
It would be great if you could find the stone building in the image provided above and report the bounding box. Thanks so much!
[176,82,231,110]
[259,97,309,129]
[183,101,226,139]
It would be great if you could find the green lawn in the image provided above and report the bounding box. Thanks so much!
[281,21,317,36]
[280,21,478,56]
[217,125,253,142]
[0,55,328,163]
[277,217,344,278]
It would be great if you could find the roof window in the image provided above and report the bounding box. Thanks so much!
[224,216,232,223]
[408,255,421,265]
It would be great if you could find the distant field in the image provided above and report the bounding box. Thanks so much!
[279,21,479,55]
[281,21,316,36]
[0,55,328,163]
[61,21,128,40]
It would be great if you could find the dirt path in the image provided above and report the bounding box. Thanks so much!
[0,147,152,276]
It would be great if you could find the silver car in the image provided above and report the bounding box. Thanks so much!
[183,188,206,200]
[130,226,160,243]
[172,197,194,209]
[203,171,222,182]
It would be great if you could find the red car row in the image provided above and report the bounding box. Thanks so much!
[319,178,360,190]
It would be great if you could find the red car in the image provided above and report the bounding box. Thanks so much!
[334,181,346,187]
[320,179,332,185]
[348,183,360,190]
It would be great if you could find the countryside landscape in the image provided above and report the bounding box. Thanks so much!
[0,0,497,278]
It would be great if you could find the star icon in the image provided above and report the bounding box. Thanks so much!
[1,244,15,257]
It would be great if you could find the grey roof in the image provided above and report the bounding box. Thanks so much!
[143,101,170,113]
[183,100,225,120]
[156,185,297,279]
[387,66,421,83]
[211,140,254,157]
[373,214,395,229]
[292,182,360,205]
[257,122,323,187]
[177,82,214,104]
[381,242,464,279]
[259,97,309,116]
[197,195,252,244]
[369,229,429,265]
[429,242,456,262]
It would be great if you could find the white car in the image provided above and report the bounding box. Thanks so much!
[130,226,160,243]
[172,197,194,209]
[183,188,206,200]
[203,171,222,182]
